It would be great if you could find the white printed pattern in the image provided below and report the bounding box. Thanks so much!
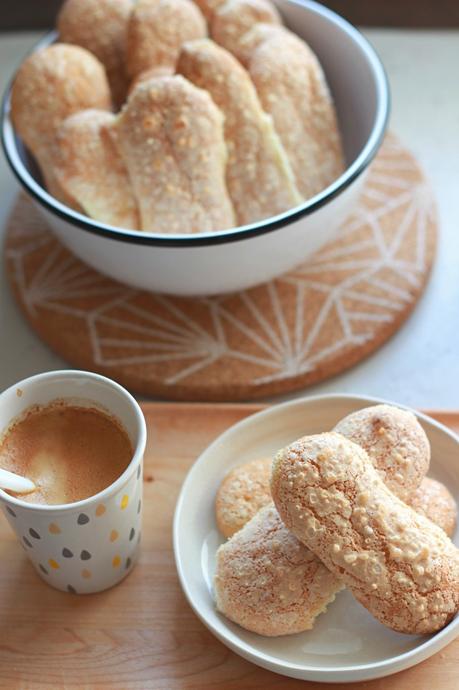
[7,137,435,390]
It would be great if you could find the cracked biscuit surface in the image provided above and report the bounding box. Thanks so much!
[214,437,455,636]
[271,432,459,635]
[214,503,343,636]
[216,455,455,538]
[213,475,457,636]
[334,404,430,502]
[410,477,457,539]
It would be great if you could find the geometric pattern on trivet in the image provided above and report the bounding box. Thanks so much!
[5,134,437,401]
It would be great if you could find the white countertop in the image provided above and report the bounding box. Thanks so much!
[0,30,458,408]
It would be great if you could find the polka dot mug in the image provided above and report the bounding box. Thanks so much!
[0,370,147,594]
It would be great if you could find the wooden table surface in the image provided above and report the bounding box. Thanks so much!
[0,403,457,689]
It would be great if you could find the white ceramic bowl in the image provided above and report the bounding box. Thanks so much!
[1,1,389,296]
[173,395,459,683]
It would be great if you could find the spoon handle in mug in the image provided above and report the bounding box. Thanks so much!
[0,468,36,494]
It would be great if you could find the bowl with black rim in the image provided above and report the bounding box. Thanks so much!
[1,0,389,297]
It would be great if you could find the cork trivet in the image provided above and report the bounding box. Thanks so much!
[4,135,437,401]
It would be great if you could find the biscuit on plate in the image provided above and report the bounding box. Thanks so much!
[213,473,456,636]
[271,433,459,635]
[215,455,455,537]
[410,477,457,538]
[214,503,344,636]
[334,404,431,503]
[215,457,272,537]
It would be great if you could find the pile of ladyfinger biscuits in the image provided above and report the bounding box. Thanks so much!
[10,0,344,234]
[214,405,459,636]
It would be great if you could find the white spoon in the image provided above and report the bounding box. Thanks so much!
[0,468,36,494]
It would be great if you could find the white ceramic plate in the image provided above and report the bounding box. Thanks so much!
[173,394,459,683]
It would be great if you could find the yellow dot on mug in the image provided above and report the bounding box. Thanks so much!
[48,559,60,570]
[81,569,91,579]
[48,523,61,535]
[110,530,119,542]
[96,504,106,517]
[112,555,121,568]
[120,495,129,510]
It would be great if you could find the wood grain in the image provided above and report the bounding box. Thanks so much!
[0,403,457,689]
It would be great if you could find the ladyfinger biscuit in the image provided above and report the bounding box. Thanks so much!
[177,39,302,225]
[272,433,459,635]
[214,466,454,636]
[213,480,455,638]
[128,66,175,97]
[235,21,285,66]
[58,0,132,107]
[54,110,140,229]
[215,457,272,537]
[211,0,281,59]
[127,0,207,79]
[334,404,430,502]
[193,0,226,21]
[112,75,235,233]
[214,503,344,636]
[410,477,457,539]
[246,26,344,200]
[216,455,454,537]
[11,44,111,204]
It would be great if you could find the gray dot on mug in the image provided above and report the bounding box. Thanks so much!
[137,500,141,514]
[23,536,32,548]
[29,528,41,540]
[80,550,91,561]
[6,506,16,518]
[62,548,74,558]
[126,558,132,570]
[77,514,90,525]
[39,564,48,575]
[67,585,77,594]
[129,528,135,541]
[137,466,141,479]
